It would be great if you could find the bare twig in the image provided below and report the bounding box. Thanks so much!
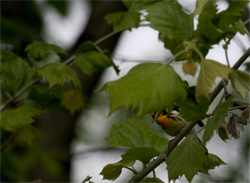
[81,175,92,183]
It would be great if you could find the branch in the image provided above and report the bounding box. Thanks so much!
[127,47,250,182]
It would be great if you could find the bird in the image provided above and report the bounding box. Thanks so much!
[152,105,204,136]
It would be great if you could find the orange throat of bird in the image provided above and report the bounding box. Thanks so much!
[155,115,174,129]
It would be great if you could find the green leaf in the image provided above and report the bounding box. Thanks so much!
[168,136,208,181]
[146,1,193,40]
[178,97,209,122]
[76,41,99,54]
[168,135,225,182]
[105,119,169,153]
[29,85,69,112]
[121,147,159,164]
[0,50,34,96]
[140,177,164,183]
[193,0,209,15]
[215,0,249,31]
[100,63,187,116]
[75,51,119,75]
[195,60,231,103]
[203,96,234,144]
[62,89,84,114]
[105,11,141,31]
[196,0,222,44]
[100,163,123,180]
[123,0,162,11]
[201,153,226,174]
[25,41,67,61]
[230,70,250,99]
[0,105,43,132]
[37,62,80,88]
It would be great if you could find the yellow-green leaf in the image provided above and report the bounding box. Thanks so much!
[100,63,187,116]
[230,70,250,99]
[196,60,231,102]
[62,89,84,114]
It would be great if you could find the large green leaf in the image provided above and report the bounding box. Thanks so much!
[0,105,43,132]
[37,62,80,88]
[106,119,169,153]
[146,1,193,40]
[75,51,119,75]
[230,70,250,100]
[168,135,225,182]
[203,96,234,144]
[195,60,231,103]
[100,63,187,116]
[105,11,141,31]
[0,50,34,96]
[123,0,162,11]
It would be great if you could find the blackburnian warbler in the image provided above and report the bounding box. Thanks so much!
[152,106,204,136]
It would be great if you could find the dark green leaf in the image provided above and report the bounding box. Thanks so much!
[121,147,159,164]
[196,0,222,44]
[76,41,99,54]
[105,119,169,153]
[105,11,141,31]
[100,63,187,116]
[29,85,69,112]
[215,0,249,31]
[230,70,250,99]
[0,105,43,132]
[123,0,162,11]
[37,62,80,88]
[168,135,208,182]
[217,120,230,142]
[0,50,34,96]
[75,51,119,75]
[100,163,123,180]
[168,135,225,182]
[178,97,209,121]
[203,96,234,144]
[146,1,193,40]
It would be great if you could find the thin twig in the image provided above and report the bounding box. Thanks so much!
[94,31,119,45]
[81,175,92,183]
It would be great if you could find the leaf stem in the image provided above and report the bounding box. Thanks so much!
[193,46,205,61]
[165,50,186,65]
